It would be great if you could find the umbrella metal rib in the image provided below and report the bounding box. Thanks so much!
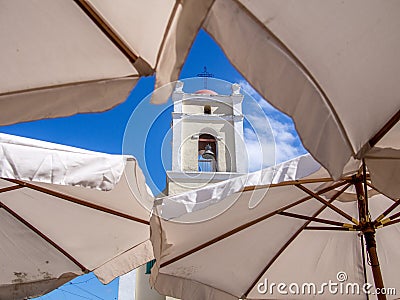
[4,179,150,225]
[160,180,349,269]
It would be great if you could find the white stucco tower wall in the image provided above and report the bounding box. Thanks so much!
[167,81,246,195]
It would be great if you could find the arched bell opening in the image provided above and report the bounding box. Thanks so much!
[198,134,217,172]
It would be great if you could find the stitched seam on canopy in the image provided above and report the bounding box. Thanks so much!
[155,0,181,68]
[155,0,215,76]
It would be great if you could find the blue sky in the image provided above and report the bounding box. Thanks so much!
[0,30,306,299]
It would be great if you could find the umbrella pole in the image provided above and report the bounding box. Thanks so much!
[354,176,386,300]
[364,229,386,299]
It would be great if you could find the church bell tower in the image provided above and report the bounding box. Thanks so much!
[125,79,248,300]
[167,80,246,195]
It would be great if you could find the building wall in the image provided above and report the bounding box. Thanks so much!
[182,99,233,115]
[135,265,164,300]
[167,172,243,195]
[180,119,236,172]
[118,270,136,300]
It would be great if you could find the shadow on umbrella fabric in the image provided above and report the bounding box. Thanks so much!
[151,154,400,300]
[0,133,154,300]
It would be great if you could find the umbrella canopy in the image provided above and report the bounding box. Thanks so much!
[202,0,400,199]
[0,0,213,125]
[0,133,154,299]
[150,154,400,299]
[150,0,400,199]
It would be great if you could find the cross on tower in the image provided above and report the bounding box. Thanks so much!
[196,66,214,89]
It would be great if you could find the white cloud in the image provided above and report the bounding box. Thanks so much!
[243,127,258,141]
[244,139,274,172]
[243,120,305,171]
[239,80,306,171]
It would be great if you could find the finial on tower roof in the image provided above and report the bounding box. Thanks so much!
[196,66,214,89]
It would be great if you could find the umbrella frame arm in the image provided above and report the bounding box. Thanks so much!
[374,196,400,226]
[278,211,358,230]
[160,181,349,269]
[295,184,359,225]
[368,109,400,149]
[0,178,152,276]
[304,226,356,231]
[73,0,154,75]
[4,179,150,225]
[0,199,88,273]
[241,182,352,298]
[356,109,400,159]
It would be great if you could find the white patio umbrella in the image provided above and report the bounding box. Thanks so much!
[0,133,154,299]
[0,0,213,125]
[202,0,400,199]
[199,2,400,297]
[3,2,399,185]
[150,0,400,200]
[150,154,400,300]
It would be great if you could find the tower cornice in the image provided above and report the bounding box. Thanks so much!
[172,112,244,122]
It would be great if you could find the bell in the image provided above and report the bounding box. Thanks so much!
[202,144,215,159]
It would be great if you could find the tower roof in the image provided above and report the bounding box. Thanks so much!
[194,89,218,95]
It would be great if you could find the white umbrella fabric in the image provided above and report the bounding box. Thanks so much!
[150,155,400,299]
[3,2,399,194]
[149,0,400,200]
[200,0,400,199]
[0,0,213,125]
[0,133,154,299]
